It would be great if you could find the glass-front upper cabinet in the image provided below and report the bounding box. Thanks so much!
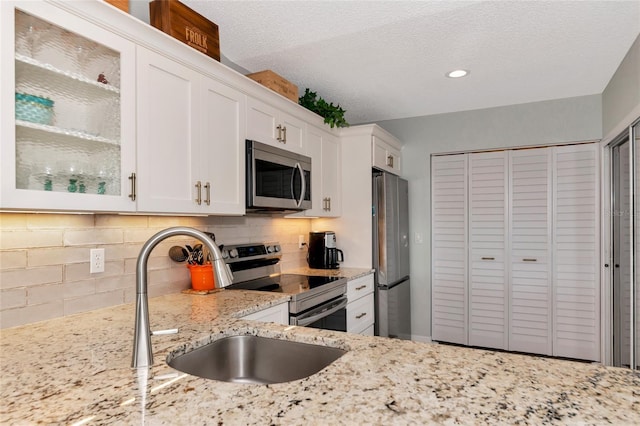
[0,1,136,212]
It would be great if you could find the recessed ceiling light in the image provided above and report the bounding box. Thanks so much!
[446,69,469,78]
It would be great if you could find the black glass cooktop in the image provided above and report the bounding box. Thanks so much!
[227,274,343,296]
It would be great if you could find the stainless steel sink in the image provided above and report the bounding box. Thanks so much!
[167,335,346,384]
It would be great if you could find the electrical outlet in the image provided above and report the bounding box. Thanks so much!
[298,235,305,249]
[90,248,105,274]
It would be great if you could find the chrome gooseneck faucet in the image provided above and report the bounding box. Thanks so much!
[132,227,233,368]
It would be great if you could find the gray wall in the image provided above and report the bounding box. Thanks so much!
[602,34,640,138]
[377,94,602,341]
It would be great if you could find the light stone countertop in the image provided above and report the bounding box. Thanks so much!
[1,289,639,425]
[284,266,374,280]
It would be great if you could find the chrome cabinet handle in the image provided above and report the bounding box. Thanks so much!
[327,197,331,211]
[282,126,287,143]
[481,257,495,260]
[356,312,367,319]
[523,258,537,262]
[204,182,211,206]
[355,285,367,291]
[128,172,136,201]
[276,125,282,142]
[195,181,202,205]
[387,155,394,167]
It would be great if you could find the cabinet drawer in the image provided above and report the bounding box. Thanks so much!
[347,292,374,333]
[347,273,374,301]
[241,302,289,325]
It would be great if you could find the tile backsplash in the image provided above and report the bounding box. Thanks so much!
[0,213,312,329]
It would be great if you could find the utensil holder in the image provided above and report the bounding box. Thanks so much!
[188,263,214,291]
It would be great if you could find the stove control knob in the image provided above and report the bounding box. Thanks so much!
[221,249,229,259]
[266,245,275,253]
[273,244,281,253]
[229,248,239,258]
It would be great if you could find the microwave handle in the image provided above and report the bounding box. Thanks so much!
[291,162,306,208]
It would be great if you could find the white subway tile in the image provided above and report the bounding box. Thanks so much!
[0,266,63,290]
[27,213,94,229]
[0,213,28,229]
[28,246,88,267]
[1,288,27,309]
[0,230,63,250]
[0,250,27,270]
[62,279,96,299]
[65,260,125,282]
[1,301,64,329]
[64,229,124,246]
[28,283,65,305]
[95,214,148,228]
[95,275,134,293]
[63,290,124,316]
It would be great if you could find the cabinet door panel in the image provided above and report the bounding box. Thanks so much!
[509,148,552,355]
[200,78,245,214]
[246,97,278,144]
[552,144,600,361]
[1,2,136,212]
[468,151,508,350]
[136,47,198,213]
[431,154,468,345]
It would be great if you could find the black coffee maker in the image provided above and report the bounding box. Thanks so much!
[308,231,344,269]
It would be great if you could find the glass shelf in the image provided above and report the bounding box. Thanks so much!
[16,119,119,146]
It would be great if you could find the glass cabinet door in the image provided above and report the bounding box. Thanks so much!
[1,2,135,211]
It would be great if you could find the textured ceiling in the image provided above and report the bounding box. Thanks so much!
[182,0,640,125]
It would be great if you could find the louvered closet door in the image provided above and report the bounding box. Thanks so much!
[552,144,600,361]
[431,154,468,345]
[509,148,552,355]
[468,151,508,349]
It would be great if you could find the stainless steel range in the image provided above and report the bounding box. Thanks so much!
[222,242,348,330]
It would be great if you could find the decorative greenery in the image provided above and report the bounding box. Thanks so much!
[298,88,349,128]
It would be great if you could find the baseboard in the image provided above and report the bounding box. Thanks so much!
[411,334,432,343]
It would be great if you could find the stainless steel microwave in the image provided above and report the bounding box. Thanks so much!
[246,140,312,212]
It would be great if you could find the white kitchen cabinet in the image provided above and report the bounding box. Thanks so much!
[347,273,375,334]
[330,125,403,269]
[294,125,341,217]
[431,143,600,361]
[136,46,245,215]
[0,2,136,212]
[247,96,305,155]
[241,301,289,325]
[372,135,402,175]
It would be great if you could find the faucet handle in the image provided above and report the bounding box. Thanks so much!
[151,328,179,336]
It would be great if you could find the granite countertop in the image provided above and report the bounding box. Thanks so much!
[1,289,638,425]
[284,266,374,280]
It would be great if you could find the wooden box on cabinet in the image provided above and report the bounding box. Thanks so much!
[246,70,298,103]
[149,0,220,61]
[103,0,129,13]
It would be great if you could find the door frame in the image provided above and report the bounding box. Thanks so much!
[601,116,640,368]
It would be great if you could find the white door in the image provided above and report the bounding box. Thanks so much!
[199,77,246,215]
[431,154,468,345]
[552,143,600,361]
[468,151,508,350]
[508,148,553,355]
[136,46,199,213]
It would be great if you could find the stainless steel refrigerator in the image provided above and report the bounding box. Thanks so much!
[373,171,411,339]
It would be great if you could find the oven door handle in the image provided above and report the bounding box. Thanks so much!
[295,297,348,327]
